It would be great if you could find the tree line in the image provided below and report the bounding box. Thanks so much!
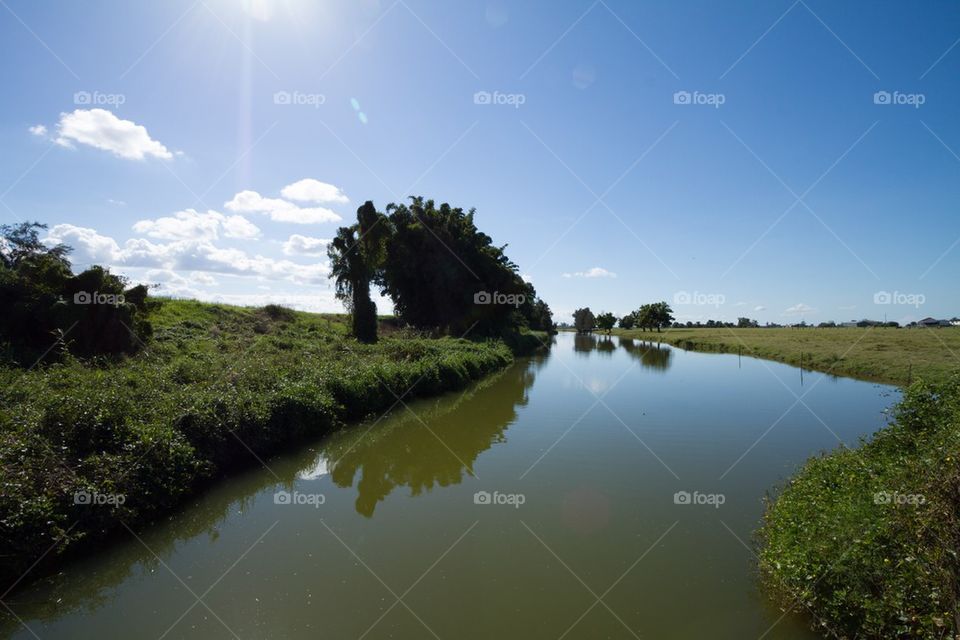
[572,302,675,334]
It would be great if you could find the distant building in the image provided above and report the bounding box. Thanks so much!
[919,317,951,328]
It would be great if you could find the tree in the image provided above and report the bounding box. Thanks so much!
[619,314,635,330]
[634,304,654,332]
[380,197,537,336]
[596,312,616,334]
[738,317,758,328]
[573,308,595,334]
[328,201,390,343]
[649,301,674,332]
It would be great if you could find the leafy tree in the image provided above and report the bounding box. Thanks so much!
[573,307,595,334]
[619,314,635,330]
[649,301,674,332]
[634,304,655,332]
[737,317,758,328]
[595,311,616,334]
[328,201,391,343]
[380,197,534,336]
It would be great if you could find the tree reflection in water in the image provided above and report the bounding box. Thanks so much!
[316,351,548,517]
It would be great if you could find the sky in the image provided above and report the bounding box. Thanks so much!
[1,0,958,325]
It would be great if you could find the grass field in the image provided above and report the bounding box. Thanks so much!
[612,326,960,386]
[0,298,537,592]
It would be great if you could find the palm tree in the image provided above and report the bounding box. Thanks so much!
[327,202,390,343]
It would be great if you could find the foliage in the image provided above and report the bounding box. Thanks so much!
[0,298,518,592]
[618,314,635,330]
[379,197,550,337]
[629,301,674,332]
[595,312,616,333]
[0,222,151,363]
[573,307,595,334]
[758,375,960,638]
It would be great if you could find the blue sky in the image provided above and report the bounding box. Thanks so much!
[1,0,958,324]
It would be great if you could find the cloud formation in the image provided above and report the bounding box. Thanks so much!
[282,234,330,257]
[52,109,173,160]
[132,209,260,241]
[280,179,349,204]
[562,266,617,279]
[225,188,342,224]
[45,223,328,285]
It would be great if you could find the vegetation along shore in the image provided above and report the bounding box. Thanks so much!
[0,199,554,593]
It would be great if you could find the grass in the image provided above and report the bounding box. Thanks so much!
[758,375,960,638]
[612,326,960,386]
[0,298,533,592]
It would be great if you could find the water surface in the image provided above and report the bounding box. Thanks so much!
[3,333,898,639]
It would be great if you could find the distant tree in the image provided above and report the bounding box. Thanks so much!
[328,201,391,343]
[573,308,595,334]
[737,317,758,328]
[596,312,616,334]
[619,314,635,330]
[650,301,674,332]
[634,304,654,332]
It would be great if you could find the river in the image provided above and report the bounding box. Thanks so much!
[3,332,899,639]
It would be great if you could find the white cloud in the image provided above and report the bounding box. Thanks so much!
[281,179,349,204]
[28,124,47,137]
[132,209,261,242]
[224,190,342,224]
[44,223,328,285]
[133,210,222,241]
[189,271,217,285]
[45,223,121,264]
[754,305,766,311]
[783,303,815,316]
[53,109,173,160]
[283,234,330,256]
[562,267,617,279]
[221,215,261,239]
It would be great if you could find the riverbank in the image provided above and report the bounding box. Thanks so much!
[0,299,543,592]
[611,326,960,386]
[758,375,960,638]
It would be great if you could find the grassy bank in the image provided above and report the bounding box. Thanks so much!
[0,299,535,592]
[612,326,960,386]
[758,375,960,638]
